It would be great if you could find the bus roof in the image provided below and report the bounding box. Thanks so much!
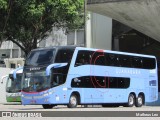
[28,46,156,59]
[30,46,77,52]
[76,47,156,59]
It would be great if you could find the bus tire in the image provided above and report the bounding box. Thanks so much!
[67,94,78,108]
[125,94,135,107]
[135,95,143,107]
[42,104,55,109]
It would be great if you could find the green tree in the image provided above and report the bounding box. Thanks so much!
[0,0,7,45]
[0,0,84,56]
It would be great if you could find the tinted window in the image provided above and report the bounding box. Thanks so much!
[132,57,143,68]
[109,78,118,88]
[143,58,156,69]
[55,49,74,63]
[71,76,130,89]
[26,49,55,66]
[119,55,131,67]
[91,51,106,66]
[75,50,156,69]
[105,53,120,66]
[75,51,92,66]
[50,66,68,87]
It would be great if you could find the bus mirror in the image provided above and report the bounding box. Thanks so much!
[1,75,8,84]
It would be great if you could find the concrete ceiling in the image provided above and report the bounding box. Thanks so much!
[87,0,160,42]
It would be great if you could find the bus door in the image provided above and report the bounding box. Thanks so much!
[51,72,68,103]
[49,63,69,103]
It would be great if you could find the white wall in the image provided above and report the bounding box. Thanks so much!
[86,12,112,50]
[67,29,84,46]
[0,68,12,103]
[39,27,67,47]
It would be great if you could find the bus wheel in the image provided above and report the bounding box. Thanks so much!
[135,95,143,107]
[126,94,135,107]
[42,104,55,109]
[67,94,78,108]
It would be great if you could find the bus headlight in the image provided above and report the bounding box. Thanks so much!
[43,93,49,97]
[43,90,54,97]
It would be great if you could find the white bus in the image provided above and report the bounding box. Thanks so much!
[1,67,23,102]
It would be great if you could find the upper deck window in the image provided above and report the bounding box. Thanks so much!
[55,49,74,63]
[26,49,55,66]
[75,50,156,69]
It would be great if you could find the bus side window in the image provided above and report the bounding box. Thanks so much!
[51,73,63,86]
[45,51,53,62]
[119,55,131,67]
[105,53,119,66]
[55,49,74,63]
[83,77,93,88]
[132,57,143,68]
[75,51,90,67]
[109,77,118,88]
[93,52,106,66]
[143,57,156,69]
[71,76,93,88]
[117,78,125,88]
[71,77,81,88]
[105,54,110,66]
[109,77,130,89]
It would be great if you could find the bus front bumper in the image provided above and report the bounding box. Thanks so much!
[21,92,56,105]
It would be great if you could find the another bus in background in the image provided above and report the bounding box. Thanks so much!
[1,67,23,102]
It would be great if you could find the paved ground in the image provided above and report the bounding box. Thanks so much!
[0,104,159,120]
[0,104,159,111]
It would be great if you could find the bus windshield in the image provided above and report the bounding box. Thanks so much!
[22,71,50,92]
[26,49,55,66]
[6,73,22,93]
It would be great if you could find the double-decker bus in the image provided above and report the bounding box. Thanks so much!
[21,46,158,108]
[1,67,23,102]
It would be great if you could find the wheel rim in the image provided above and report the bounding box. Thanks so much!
[138,97,143,105]
[70,96,77,106]
[129,95,134,105]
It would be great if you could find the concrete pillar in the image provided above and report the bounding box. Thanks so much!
[10,49,12,58]
[74,30,77,45]
[86,12,112,50]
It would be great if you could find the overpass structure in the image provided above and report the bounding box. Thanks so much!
[87,0,160,106]
[87,0,160,42]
